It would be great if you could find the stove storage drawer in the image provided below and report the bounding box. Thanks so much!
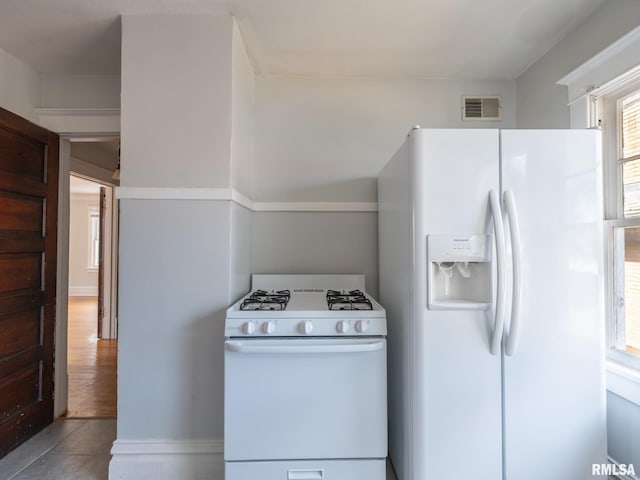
[225,458,386,480]
[224,338,387,461]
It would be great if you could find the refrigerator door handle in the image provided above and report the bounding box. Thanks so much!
[504,190,522,356]
[489,190,506,355]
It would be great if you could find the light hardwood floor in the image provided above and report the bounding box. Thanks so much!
[66,297,117,418]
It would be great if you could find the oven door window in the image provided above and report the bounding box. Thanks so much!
[224,338,387,461]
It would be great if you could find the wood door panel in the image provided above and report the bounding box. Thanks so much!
[0,308,41,357]
[0,231,45,254]
[0,365,40,419]
[0,191,43,232]
[0,291,45,318]
[0,128,44,180]
[0,106,58,458]
[0,171,47,198]
[0,402,48,456]
[0,346,42,383]
[0,254,42,292]
[97,187,106,337]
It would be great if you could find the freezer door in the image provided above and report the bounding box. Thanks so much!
[501,129,607,480]
[409,129,503,480]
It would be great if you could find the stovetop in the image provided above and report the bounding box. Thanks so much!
[240,289,291,311]
[238,288,374,312]
[228,288,385,316]
[225,275,386,337]
[326,289,373,310]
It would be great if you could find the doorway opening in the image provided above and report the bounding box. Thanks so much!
[65,140,119,418]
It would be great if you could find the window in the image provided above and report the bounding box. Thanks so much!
[600,79,640,369]
[88,206,100,270]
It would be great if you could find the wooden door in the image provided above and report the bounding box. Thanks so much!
[0,107,58,457]
[97,186,106,338]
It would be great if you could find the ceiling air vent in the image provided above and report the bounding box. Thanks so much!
[462,96,501,121]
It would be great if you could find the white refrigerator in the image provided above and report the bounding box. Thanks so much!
[378,128,607,480]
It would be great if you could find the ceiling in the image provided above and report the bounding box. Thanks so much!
[70,175,102,195]
[0,0,607,79]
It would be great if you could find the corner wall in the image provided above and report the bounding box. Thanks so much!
[229,19,255,303]
[0,47,40,122]
[516,0,640,128]
[112,14,239,479]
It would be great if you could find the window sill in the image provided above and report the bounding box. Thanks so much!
[607,360,640,407]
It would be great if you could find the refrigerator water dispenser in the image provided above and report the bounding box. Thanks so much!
[427,234,491,309]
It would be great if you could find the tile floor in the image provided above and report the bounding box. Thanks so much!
[0,419,397,480]
[0,420,115,480]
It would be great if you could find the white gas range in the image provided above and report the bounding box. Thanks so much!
[224,275,388,480]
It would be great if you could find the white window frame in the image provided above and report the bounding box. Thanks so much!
[596,77,640,372]
[87,205,100,271]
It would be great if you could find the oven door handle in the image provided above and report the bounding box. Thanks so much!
[225,340,385,354]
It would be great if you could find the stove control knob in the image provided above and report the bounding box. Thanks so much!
[336,320,349,333]
[243,321,256,335]
[355,320,369,333]
[262,321,275,334]
[299,320,313,335]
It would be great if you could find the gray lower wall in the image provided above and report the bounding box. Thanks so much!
[117,199,231,439]
[117,204,377,442]
[230,202,253,302]
[252,212,379,299]
[607,392,640,469]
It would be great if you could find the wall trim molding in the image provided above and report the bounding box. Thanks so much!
[35,108,120,135]
[252,201,378,212]
[607,360,640,407]
[557,25,640,104]
[109,439,224,480]
[116,187,378,212]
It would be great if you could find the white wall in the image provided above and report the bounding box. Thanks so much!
[69,194,99,295]
[231,20,255,199]
[229,20,255,304]
[120,15,232,188]
[251,76,515,297]
[516,0,640,128]
[40,74,120,109]
[0,46,40,122]
[254,76,516,203]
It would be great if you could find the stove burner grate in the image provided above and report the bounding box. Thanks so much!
[326,289,373,311]
[240,289,291,311]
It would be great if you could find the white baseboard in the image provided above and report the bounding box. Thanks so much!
[109,439,224,480]
[68,286,98,296]
[607,456,639,480]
